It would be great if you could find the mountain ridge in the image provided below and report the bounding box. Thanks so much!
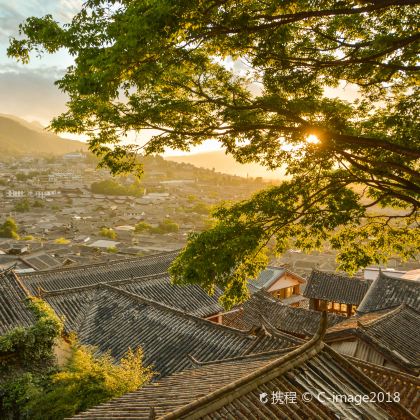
[0,115,87,156]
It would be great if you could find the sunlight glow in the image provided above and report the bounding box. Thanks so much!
[306,134,320,144]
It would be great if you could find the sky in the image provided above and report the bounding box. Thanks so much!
[0,1,81,125]
[0,1,358,165]
[0,0,223,156]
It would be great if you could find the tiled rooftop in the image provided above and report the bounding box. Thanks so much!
[303,269,371,305]
[326,304,420,374]
[43,284,300,378]
[0,267,35,335]
[19,250,179,293]
[71,313,412,420]
[357,271,420,313]
[222,291,345,337]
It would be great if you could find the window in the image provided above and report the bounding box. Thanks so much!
[327,301,350,315]
[274,286,294,300]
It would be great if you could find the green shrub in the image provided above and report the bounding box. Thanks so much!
[14,198,31,213]
[0,217,19,239]
[54,237,70,245]
[100,227,117,239]
[134,221,152,233]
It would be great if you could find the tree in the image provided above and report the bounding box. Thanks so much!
[99,227,117,239]
[14,198,31,213]
[0,298,153,419]
[21,345,153,419]
[91,179,144,197]
[0,217,19,239]
[8,1,420,307]
[134,221,152,233]
[152,219,179,234]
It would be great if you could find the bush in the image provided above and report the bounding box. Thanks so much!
[22,346,153,420]
[32,200,45,208]
[91,179,144,197]
[0,217,19,239]
[134,221,152,233]
[135,220,179,234]
[100,227,117,239]
[14,198,31,213]
[54,238,70,245]
[0,298,153,420]
[150,219,179,234]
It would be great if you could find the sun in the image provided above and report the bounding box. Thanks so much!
[306,134,320,144]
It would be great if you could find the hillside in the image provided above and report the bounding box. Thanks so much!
[0,115,87,156]
[166,150,286,179]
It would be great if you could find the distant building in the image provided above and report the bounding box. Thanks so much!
[304,270,371,317]
[248,266,306,307]
[4,189,60,199]
[63,152,86,160]
[88,239,120,249]
[5,189,26,198]
[364,267,420,281]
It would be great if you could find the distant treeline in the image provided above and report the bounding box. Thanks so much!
[91,179,144,197]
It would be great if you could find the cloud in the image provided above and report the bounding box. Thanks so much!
[0,0,83,43]
[0,64,67,124]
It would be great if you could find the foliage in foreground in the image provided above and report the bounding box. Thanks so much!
[8,1,420,305]
[0,299,153,419]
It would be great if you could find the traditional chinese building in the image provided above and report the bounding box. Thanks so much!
[70,313,415,419]
[248,266,306,306]
[304,270,371,316]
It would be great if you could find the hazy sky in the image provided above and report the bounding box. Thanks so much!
[0,1,357,165]
[0,1,82,125]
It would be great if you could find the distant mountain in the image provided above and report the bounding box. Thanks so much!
[0,114,87,156]
[166,150,285,179]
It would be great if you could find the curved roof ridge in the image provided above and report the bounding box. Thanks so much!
[102,284,257,338]
[309,268,363,280]
[158,312,328,420]
[39,272,169,296]
[357,270,420,313]
[19,250,179,277]
[361,303,419,328]
[188,345,301,367]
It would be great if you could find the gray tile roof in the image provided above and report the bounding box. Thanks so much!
[115,274,223,318]
[41,271,223,319]
[326,305,420,374]
[71,315,412,420]
[357,271,420,313]
[303,269,371,305]
[223,291,346,337]
[248,266,286,289]
[43,285,300,378]
[0,268,35,335]
[20,253,61,271]
[349,357,420,417]
[19,251,179,293]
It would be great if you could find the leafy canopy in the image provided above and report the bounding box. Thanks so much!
[8,0,420,306]
[0,296,153,419]
[0,217,19,239]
